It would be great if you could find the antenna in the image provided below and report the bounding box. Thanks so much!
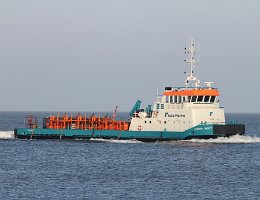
[184,38,200,87]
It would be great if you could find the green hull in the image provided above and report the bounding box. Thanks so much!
[14,124,245,141]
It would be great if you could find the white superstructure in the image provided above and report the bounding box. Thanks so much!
[129,39,225,132]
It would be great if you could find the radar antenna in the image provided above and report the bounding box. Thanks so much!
[184,39,200,87]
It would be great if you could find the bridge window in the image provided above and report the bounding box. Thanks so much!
[210,96,216,103]
[174,96,177,103]
[156,104,160,109]
[197,96,203,102]
[161,104,164,109]
[204,96,210,102]
[170,96,173,103]
[191,96,197,102]
[165,96,169,103]
[188,96,191,102]
[178,96,181,103]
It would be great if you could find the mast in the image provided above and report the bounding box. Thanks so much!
[184,39,200,87]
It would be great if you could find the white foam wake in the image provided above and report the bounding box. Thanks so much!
[187,134,260,144]
[89,138,143,144]
[0,131,15,139]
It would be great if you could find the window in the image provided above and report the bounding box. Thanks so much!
[174,96,177,103]
[183,96,186,102]
[170,96,173,103]
[164,121,166,124]
[191,96,197,102]
[197,96,203,102]
[188,96,191,102]
[156,104,160,109]
[161,104,164,109]
[149,121,151,123]
[210,96,216,103]
[204,96,210,102]
[178,96,181,103]
[165,96,169,103]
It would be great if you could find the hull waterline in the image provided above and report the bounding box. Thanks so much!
[14,124,245,141]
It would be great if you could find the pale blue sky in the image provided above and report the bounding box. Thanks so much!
[0,0,259,112]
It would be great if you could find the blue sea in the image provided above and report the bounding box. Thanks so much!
[0,112,259,200]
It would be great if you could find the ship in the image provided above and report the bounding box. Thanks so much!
[14,39,245,141]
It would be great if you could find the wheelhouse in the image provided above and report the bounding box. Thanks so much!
[162,87,219,104]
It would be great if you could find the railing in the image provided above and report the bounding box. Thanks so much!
[165,86,218,90]
[43,114,130,131]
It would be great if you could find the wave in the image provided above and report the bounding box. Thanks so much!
[0,131,15,139]
[89,138,143,144]
[1,131,259,144]
[186,134,260,144]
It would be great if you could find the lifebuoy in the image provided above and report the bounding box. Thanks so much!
[138,125,142,131]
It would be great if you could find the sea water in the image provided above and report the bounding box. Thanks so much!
[0,112,259,200]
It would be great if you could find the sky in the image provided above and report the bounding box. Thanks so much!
[0,0,259,113]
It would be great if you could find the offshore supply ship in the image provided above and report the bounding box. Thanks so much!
[14,39,245,141]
